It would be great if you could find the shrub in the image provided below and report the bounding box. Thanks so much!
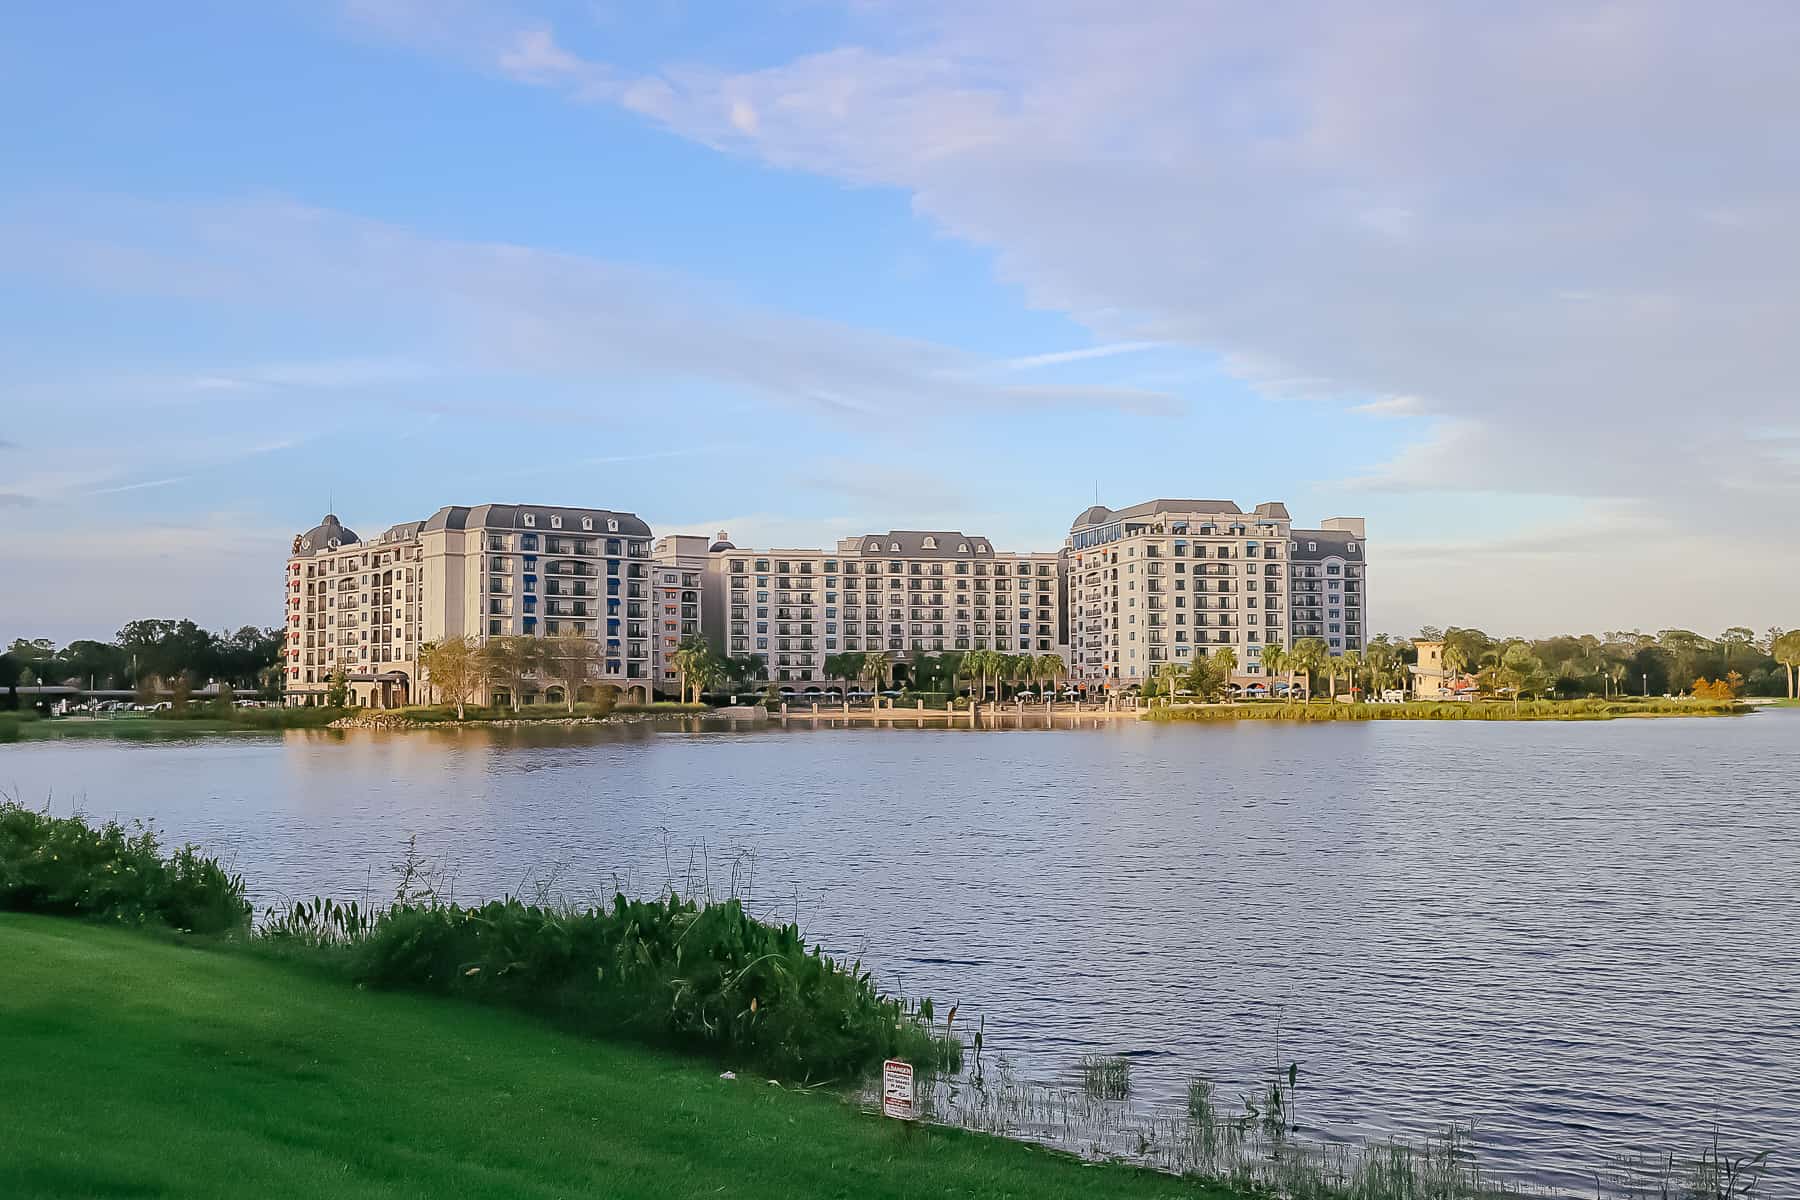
[0,803,250,934]
[344,894,948,1080]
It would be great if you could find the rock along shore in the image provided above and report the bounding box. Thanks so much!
[327,712,669,730]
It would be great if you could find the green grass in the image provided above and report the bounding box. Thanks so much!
[0,706,346,740]
[0,915,1232,1200]
[1144,698,1748,723]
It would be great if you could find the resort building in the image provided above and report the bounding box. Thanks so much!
[650,534,710,696]
[283,503,658,707]
[1408,639,1477,700]
[705,531,1067,689]
[1065,499,1369,691]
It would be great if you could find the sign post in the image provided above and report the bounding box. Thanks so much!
[881,1059,916,1121]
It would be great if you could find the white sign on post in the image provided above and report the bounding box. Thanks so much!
[881,1059,916,1120]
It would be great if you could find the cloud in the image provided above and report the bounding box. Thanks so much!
[9,195,1174,422]
[1349,395,1426,418]
[1002,342,1160,371]
[472,1,1799,525]
[0,492,32,507]
[85,476,193,497]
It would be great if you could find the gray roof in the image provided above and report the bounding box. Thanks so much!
[1072,498,1246,530]
[378,520,424,543]
[292,514,360,557]
[421,503,651,537]
[1290,528,1365,560]
[1253,501,1291,520]
[851,530,994,558]
[1071,504,1114,529]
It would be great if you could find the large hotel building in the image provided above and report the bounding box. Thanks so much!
[1065,499,1366,690]
[284,497,1364,705]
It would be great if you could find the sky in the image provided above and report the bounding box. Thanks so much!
[4,1,1797,645]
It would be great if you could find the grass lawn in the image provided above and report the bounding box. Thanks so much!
[0,915,1231,1200]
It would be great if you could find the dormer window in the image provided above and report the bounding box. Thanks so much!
[523,514,536,527]
[976,543,988,553]
[550,515,562,529]
[957,542,969,553]
[867,541,881,552]
[1348,542,1358,552]
[581,517,593,530]
[922,536,937,550]
[607,519,619,532]
[1308,541,1317,552]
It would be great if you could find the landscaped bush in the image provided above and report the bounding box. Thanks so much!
[0,803,250,933]
[341,894,950,1080]
[1145,698,1747,722]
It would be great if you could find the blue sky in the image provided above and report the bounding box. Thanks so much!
[4,2,1796,643]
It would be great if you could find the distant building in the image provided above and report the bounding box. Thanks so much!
[704,531,1067,692]
[283,503,657,707]
[1065,499,1369,691]
[651,534,710,696]
[1409,639,1476,700]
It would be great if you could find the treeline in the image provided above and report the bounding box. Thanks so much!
[0,620,284,707]
[1416,625,1800,699]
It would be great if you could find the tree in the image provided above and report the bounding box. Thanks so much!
[0,653,20,710]
[1498,642,1548,705]
[824,651,864,700]
[1036,652,1067,699]
[962,648,991,703]
[324,663,351,709]
[1773,630,1800,699]
[1259,644,1286,696]
[480,636,539,712]
[862,651,892,708]
[671,636,717,705]
[541,631,601,713]
[420,637,482,718]
[1719,627,1756,668]
[1338,648,1363,701]
[1287,638,1328,700]
[1151,661,1186,704]
[1362,636,1400,697]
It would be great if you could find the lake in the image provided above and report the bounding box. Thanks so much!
[5,711,1797,1191]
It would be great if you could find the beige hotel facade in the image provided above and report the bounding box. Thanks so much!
[284,497,1364,705]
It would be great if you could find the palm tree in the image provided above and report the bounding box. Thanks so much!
[1153,661,1186,705]
[1339,648,1363,702]
[964,648,992,704]
[671,636,713,705]
[1440,637,1472,698]
[1288,638,1328,701]
[862,650,891,709]
[1773,630,1800,699]
[1037,652,1066,701]
[1259,644,1286,698]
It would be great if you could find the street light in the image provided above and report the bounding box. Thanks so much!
[1643,672,1649,697]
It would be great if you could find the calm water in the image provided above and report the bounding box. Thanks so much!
[5,713,1798,1190]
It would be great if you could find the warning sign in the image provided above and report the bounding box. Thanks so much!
[881,1059,916,1120]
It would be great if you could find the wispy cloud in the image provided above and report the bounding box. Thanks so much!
[10,195,1175,422]
[86,476,194,496]
[1002,342,1160,371]
[1349,395,1426,418]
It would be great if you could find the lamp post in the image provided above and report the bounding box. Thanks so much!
[1643,672,1649,697]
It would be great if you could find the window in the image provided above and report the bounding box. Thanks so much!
[550,515,562,529]
[1348,542,1357,552]
[523,514,536,527]
[581,517,593,530]
[922,536,937,549]
[608,519,619,532]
